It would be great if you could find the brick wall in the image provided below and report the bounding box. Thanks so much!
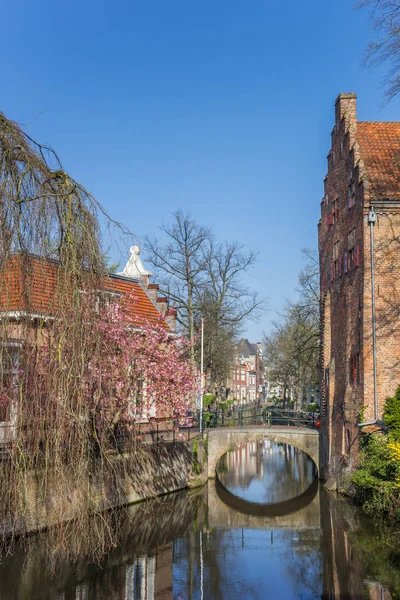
[319,94,365,479]
[0,443,194,537]
[319,93,400,483]
[363,206,400,417]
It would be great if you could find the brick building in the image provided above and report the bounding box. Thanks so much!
[319,93,400,481]
[229,339,263,404]
[0,247,176,440]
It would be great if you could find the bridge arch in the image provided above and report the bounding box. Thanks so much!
[207,427,320,479]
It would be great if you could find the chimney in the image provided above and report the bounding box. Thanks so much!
[165,307,177,332]
[335,93,357,127]
[147,283,159,304]
[156,297,168,316]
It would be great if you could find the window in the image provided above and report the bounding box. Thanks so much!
[349,353,359,383]
[79,289,122,313]
[332,198,339,224]
[0,341,21,423]
[333,240,341,278]
[347,228,356,250]
[347,228,356,269]
[95,290,122,313]
[347,181,356,209]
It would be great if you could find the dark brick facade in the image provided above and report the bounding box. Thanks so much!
[319,93,400,483]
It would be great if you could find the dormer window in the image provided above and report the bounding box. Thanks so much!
[95,290,122,313]
[79,289,122,314]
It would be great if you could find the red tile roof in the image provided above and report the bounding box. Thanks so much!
[0,254,171,331]
[107,274,170,330]
[356,122,400,200]
[0,255,58,314]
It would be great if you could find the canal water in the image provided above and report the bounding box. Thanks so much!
[0,440,399,599]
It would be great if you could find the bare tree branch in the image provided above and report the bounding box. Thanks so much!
[357,0,400,102]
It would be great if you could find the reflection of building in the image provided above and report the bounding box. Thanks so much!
[57,545,173,600]
[226,441,264,487]
[319,489,372,599]
[219,440,317,505]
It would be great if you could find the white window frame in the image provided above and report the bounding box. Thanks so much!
[0,339,22,443]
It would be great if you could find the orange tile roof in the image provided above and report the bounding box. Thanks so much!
[356,122,400,200]
[0,254,171,331]
[107,274,170,330]
[0,255,59,314]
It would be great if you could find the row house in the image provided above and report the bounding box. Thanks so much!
[0,246,176,440]
[319,93,400,481]
[229,339,263,404]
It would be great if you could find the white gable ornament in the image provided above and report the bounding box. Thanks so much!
[119,246,152,280]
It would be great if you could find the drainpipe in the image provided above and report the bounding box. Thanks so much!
[359,206,379,427]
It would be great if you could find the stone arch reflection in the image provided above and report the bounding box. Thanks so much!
[216,440,317,506]
[215,473,319,518]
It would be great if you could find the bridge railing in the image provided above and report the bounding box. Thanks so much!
[203,407,320,430]
[130,407,320,445]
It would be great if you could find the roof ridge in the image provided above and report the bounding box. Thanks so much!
[357,120,400,125]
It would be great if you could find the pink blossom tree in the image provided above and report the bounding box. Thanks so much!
[31,290,198,451]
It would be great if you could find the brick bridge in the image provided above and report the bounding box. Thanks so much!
[206,426,320,479]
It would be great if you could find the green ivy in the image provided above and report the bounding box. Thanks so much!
[203,394,215,408]
[385,387,400,442]
[203,435,208,460]
[192,439,202,475]
[352,387,400,518]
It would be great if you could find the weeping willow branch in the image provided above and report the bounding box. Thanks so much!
[0,111,178,561]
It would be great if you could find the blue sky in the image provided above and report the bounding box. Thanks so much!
[2,0,400,340]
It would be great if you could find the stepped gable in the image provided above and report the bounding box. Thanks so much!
[236,338,257,357]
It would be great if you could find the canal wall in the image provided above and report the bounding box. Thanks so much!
[1,442,198,536]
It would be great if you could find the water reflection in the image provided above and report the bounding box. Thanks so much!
[0,481,397,598]
[217,440,317,504]
[0,490,199,600]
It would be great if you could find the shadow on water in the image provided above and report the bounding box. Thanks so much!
[215,472,319,517]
